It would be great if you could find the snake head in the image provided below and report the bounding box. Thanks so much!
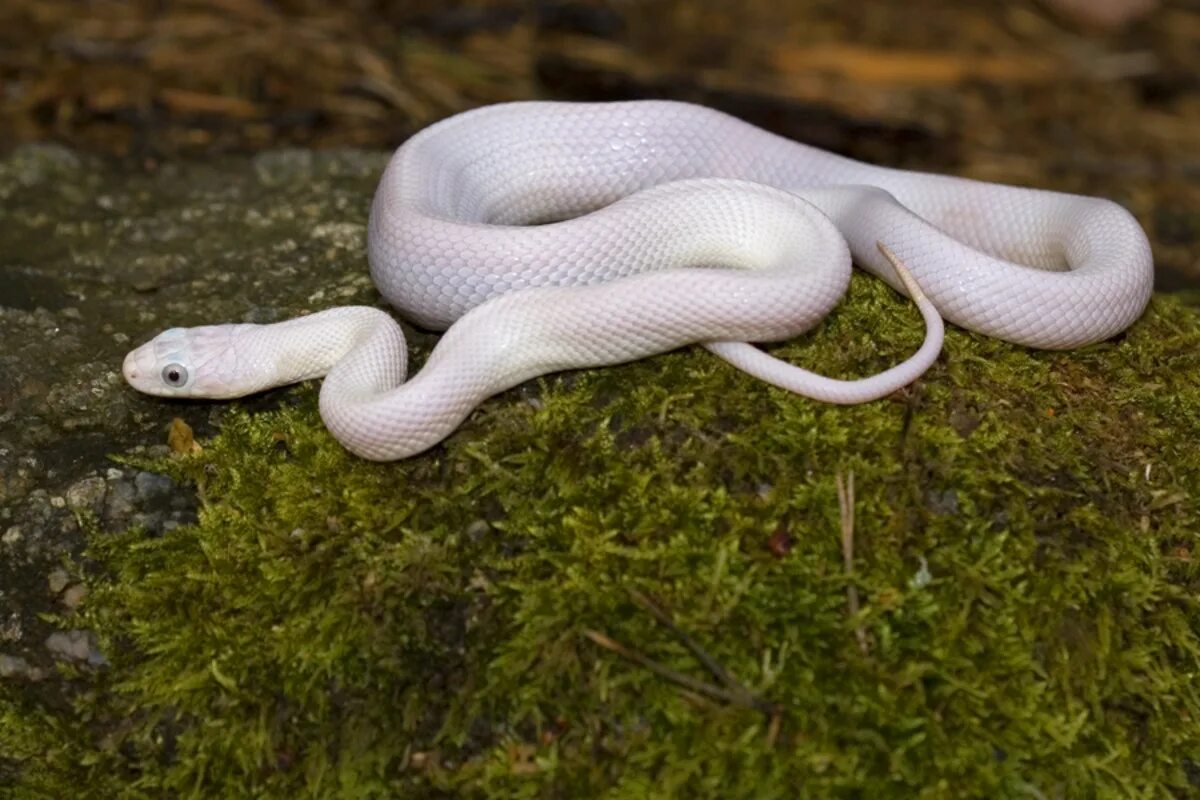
[122,325,249,399]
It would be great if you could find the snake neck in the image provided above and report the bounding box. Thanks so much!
[239,307,406,395]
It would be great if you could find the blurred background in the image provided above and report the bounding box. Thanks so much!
[0,0,1196,288]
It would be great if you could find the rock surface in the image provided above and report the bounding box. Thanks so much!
[0,145,387,685]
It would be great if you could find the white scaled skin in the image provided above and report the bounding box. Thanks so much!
[123,100,1154,461]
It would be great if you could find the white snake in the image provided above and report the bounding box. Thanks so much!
[123,101,1154,460]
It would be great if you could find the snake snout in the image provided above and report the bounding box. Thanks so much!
[122,342,165,394]
[122,350,140,383]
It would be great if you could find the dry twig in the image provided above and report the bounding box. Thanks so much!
[837,471,870,655]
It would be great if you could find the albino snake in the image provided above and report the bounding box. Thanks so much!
[123,101,1154,460]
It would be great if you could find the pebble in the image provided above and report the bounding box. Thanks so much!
[2,526,21,545]
[0,653,30,679]
[1,613,22,643]
[134,470,174,502]
[62,583,88,609]
[465,519,491,541]
[48,567,70,594]
[104,478,136,521]
[66,475,107,512]
[45,629,105,665]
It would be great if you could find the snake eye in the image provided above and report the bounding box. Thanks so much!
[161,363,189,387]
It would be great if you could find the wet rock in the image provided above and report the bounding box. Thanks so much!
[66,475,107,513]
[134,470,174,502]
[0,144,382,736]
[104,478,137,523]
[0,264,71,312]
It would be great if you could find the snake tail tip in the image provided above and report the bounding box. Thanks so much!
[875,241,928,304]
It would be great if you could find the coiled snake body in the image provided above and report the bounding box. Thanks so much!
[123,101,1154,460]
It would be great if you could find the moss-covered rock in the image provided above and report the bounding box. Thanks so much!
[3,271,1198,797]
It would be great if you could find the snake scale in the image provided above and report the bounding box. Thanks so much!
[123,101,1154,460]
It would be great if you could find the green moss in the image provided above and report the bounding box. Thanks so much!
[4,278,1200,798]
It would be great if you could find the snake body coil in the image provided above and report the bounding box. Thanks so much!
[123,101,1154,460]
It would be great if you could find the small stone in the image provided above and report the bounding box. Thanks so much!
[908,556,933,589]
[49,495,66,509]
[62,584,88,609]
[0,614,21,643]
[104,478,136,522]
[134,471,175,502]
[2,526,21,545]
[66,475,107,512]
[48,567,70,594]
[45,629,95,662]
[0,654,30,679]
[465,519,490,541]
